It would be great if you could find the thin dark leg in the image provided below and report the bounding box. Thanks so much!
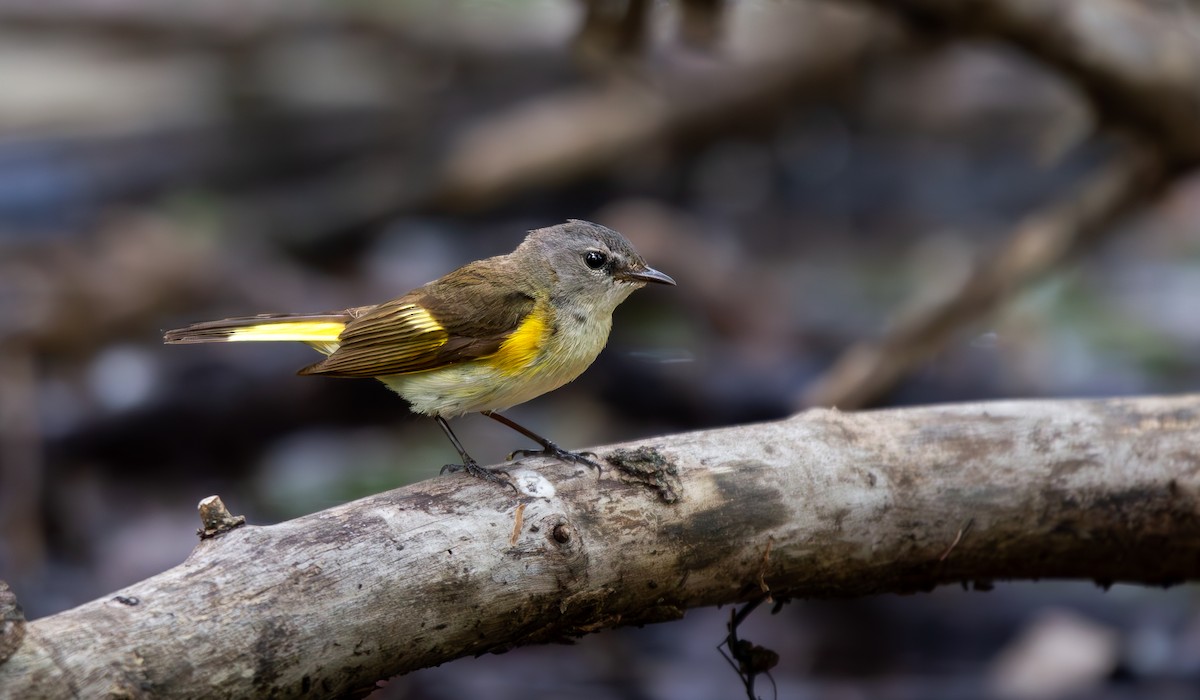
[434,416,514,489]
[482,411,602,474]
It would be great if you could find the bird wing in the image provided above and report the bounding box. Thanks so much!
[298,260,539,378]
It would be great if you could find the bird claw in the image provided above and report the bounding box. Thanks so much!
[441,461,517,492]
[508,443,603,476]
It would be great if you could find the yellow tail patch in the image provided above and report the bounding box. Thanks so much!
[227,321,346,343]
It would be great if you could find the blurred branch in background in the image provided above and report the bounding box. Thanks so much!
[802,140,1165,409]
[848,0,1200,166]
[0,2,897,242]
[435,6,894,210]
[801,0,1200,408]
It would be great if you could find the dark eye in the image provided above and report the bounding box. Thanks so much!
[583,251,607,270]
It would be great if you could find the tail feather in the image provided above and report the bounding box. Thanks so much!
[163,313,349,345]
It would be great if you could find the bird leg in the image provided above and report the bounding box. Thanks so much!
[434,416,515,490]
[482,411,602,474]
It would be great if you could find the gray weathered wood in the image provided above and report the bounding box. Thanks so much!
[3,395,1200,698]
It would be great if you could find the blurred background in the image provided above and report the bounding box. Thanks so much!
[2,0,1200,698]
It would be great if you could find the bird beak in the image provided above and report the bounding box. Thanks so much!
[619,266,676,286]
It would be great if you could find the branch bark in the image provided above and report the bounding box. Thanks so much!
[4,395,1200,698]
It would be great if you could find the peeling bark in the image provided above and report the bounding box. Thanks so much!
[3,395,1200,698]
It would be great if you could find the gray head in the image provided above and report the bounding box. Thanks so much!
[518,219,675,313]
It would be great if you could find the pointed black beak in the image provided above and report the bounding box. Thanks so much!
[618,265,676,286]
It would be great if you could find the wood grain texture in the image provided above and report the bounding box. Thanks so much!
[3,395,1200,698]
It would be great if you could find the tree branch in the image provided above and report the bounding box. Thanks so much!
[3,395,1200,697]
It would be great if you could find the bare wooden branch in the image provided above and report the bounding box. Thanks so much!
[801,140,1165,409]
[4,395,1200,698]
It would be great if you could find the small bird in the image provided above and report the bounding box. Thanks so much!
[164,220,675,484]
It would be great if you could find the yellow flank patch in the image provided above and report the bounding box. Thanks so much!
[491,308,549,376]
[227,321,346,342]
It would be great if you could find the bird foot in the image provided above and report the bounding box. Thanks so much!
[440,461,517,492]
[508,443,602,476]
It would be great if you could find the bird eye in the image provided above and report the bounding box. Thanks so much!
[583,251,607,270]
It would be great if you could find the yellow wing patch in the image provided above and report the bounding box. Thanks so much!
[227,321,346,342]
[490,307,550,376]
[299,303,452,376]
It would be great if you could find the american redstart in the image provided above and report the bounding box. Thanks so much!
[164,220,675,485]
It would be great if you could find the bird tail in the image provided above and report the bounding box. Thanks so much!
[163,313,349,354]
